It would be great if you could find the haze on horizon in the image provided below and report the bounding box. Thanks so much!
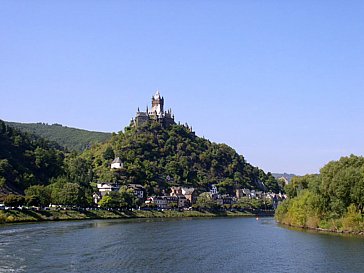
[1,1,363,176]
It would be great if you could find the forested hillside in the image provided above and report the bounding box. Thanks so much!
[5,121,111,151]
[0,119,94,205]
[80,121,280,196]
[276,155,364,233]
[0,120,64,194]
[0,118,280,206]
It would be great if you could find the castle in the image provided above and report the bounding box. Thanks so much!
[131,90,176,127]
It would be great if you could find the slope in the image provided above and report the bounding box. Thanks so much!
[5,121,112,151]
[81,121,280,195]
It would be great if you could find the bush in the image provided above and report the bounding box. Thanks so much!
[341,204,363,232]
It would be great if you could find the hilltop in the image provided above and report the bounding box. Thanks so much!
[4,121,111,151]
[0,91,281,207]
[272,173,296,183]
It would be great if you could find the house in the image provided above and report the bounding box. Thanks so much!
[170,186,183,196]
[111,157,123,169]
[127,184,146,200]
[97,182,120,196]
[146,196,168,209]
[169,187,192,208]
[170,187,197,204]
[177,195,189,208]
[181,187,197,204]
[215,194,235,205]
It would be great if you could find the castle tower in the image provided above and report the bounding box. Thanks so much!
[133,90,175,127]
[149,90,164,116]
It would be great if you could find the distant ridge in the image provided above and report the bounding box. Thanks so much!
[272,173,296,183]
[5,121,112,151]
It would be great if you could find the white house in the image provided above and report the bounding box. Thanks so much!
[111,157,123,169]
[97,183,120,196]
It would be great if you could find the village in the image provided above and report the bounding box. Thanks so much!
[92,157,286,211]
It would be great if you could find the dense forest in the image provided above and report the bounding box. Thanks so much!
[5,121,111,151]
[276,155,364,233]
[0,120,64,193]
[0,119,93,205]
[0,119,280,207]
[80,121,280,196]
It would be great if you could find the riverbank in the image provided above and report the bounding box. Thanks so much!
[0,209,274,224]
[276,221,364,236]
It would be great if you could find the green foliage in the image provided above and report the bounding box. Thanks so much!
[25,185,51,207]
[195,192,221,211]
[64,153,93,186]
[4,194,25,207]
[103,146,115,161]
[5,121,111,151]
[98,195,115,209]
[25,195,41,207]
[81,122,279,195]
[341,204,363,232]
[277,155,364,232]
[98,189,136,209]
[50,181,88,206]
[0,120,64,190]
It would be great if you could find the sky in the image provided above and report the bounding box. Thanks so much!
[1,1,363,175]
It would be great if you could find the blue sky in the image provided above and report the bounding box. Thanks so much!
[1,1,363,175]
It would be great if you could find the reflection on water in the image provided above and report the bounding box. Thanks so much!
[0,217,363,273]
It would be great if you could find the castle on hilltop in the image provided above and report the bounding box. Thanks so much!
[131,90,176,127]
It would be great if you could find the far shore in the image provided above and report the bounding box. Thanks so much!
[0,209,274,224]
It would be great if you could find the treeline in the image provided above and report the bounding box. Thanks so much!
[0,120,93,205]
[81,121,280,196]
[5,121,111,151]
[0,120,64,191]
[276,155,364,233]
[1,119,281,206]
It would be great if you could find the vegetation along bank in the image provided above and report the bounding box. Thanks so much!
[276,155,364,235]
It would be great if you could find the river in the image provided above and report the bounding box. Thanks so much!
[0,217,363,273]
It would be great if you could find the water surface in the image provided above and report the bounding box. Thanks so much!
[0,217,363,272]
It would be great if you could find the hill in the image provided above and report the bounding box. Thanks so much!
[0,120,64,196]
[0,117,281,206]
[5,121,111,151]
[80,121,281,195]
[272,173,296,183]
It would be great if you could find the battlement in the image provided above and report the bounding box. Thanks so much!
[131,90,175,127]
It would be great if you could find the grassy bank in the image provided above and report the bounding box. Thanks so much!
[0,209,273,224]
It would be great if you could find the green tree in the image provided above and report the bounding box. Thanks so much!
[58,183,85,206]
[25,185,51,207]
[4,194,25,207]
[25,195,41,207]
[103,146,115,161]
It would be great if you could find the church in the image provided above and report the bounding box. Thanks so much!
[132,90,176,127]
